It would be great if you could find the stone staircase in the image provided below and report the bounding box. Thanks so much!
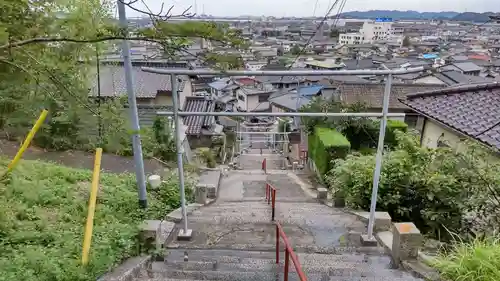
[138,248,421,281]
[235,149,285,170]
[131,150,423,281]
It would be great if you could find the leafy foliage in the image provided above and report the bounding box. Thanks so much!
[402,36,411,47]
[0,158,194,281]
[0,0,245,155]
[202,52,245,70]
[432,237,500,281]
[290,44,301,55]
[309,127,350,177]
[326,131,500,240]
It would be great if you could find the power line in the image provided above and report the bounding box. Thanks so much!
[287,0,342,69]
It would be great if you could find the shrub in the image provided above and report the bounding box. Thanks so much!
[312,127,350,177]
[385,119,408,147]
[326,131,500,240]
[432,238,500,281]
[196,147,216,168]
[341,119,408,150]
[0,159,193,281]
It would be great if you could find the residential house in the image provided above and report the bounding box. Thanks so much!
[399,83,500,152]
[90,65,193,126]
[413,70,495,85]
[269,85,324,113]
[245,61,267,71]
[304,60,344,70]
[335,82,446,128]
[442,62,483,76]
[182,96,222,148]
[235,85,275,112]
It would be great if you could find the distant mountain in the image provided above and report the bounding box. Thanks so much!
[339,10,460,20]
[451,12,499,22]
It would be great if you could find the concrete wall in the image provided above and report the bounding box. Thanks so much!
[236,89,259,112]
[421,119,467,151]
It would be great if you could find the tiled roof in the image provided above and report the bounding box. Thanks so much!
[90,66,186,98]
[337,82,446,109]
[182,97,215,135]
[399,83,500,150]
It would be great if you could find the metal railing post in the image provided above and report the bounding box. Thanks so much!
[367,73,393,239]
[284,249,290,281]
[275,224,280,264]
[265,183,269,201]
[117,1,147,208]
[171,74,192,239]
[271,189,276,221]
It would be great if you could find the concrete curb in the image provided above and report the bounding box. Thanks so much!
[345,210,392,231]
[166,203,204,222]
[97,255,151,281]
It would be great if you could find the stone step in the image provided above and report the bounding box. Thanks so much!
[147,267,420,280]
[165,249,391,264]
[157,257,394,273]
[221,197,317,203]
[138,277,421,281]
[147,268,326,281]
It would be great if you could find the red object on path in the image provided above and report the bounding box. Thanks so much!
[262,158,267,173]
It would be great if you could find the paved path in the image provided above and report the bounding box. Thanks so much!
[0,139,164,174]
[168,170,368,252]
[157,162,423,281]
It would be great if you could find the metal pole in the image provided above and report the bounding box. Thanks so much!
[171,75,190,236]
[367,74,393,239]
[117,0,148,208]
[141,66,425,76]
[157,111,406,118]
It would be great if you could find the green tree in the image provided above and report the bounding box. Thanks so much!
[0,0,246,151]
[402,36,411,47]
[203,52,244,70]
[291,44,301,55]
[329,29,340,38]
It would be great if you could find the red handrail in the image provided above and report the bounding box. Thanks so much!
[265,183,276,221]
[276,222,307,281]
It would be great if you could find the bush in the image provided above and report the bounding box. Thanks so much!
[310,127,350,177]
[196,147,216,168]
[0,159,193,281]
[326,131,500,240]
[341,119,408,151]
[432,238,500,281]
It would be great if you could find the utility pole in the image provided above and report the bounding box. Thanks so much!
[117,0,148,208]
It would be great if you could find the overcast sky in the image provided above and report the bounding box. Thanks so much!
[125,0,499,17]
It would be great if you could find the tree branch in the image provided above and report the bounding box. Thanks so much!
[118,0,194,20]
[0,34,227,50]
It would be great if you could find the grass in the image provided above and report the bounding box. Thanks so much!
[0,158,192,281]
[431,238,500,281]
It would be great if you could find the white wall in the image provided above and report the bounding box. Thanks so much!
[361,21,394,43]
[339,33,364,45]
[421,119,466,151]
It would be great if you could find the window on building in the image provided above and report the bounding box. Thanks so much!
[258,94,270,102]
[404,115,418,128]
[238,94,245,101]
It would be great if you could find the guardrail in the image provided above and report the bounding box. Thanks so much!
[265,183,276,221]
[276,222,307,281]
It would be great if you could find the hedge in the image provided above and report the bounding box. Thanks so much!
[310,127,350,177]
[342,119,408,150]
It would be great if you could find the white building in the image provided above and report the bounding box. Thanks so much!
[360,20,394,43]
[338,33,364,45]
[245,61,267,71]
